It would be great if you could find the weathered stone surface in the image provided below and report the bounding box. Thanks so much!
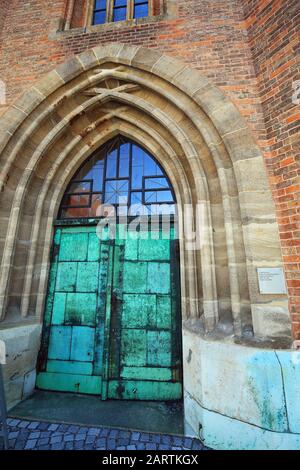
[183,329,300,449]
[0,324,42,409]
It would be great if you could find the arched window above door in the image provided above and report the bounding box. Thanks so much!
[59,137,175,219]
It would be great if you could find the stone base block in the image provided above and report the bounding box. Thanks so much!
[0,324,42,410]
[183,327,300,450]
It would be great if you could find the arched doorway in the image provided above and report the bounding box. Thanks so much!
[0,44,293,448]
[36,136,183,400]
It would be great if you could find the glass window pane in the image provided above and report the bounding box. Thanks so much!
[62,194,90,208]
[130,192,143,205]
[114,0,127,5]
[119,143,130,177]
[90,194,102,217]
[143,154,158,175]
[67,181,92,194]
[131,164,143,189]
[134,3,148,18]
[105,180,129,204]
[145,177,169,190]
[95,0,107,9]
[106,149,118,178]
[93,10,106,24]
[113,7,127,22]
[145,190,173,203]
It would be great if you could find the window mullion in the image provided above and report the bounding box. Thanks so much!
[149,0,153,17]
[107,0,114,22]
[87,0,96,27]
[127,0,134,20]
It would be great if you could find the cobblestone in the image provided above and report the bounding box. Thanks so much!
[1,418,207,451]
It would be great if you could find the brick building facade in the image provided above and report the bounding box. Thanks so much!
[0,0,299,450]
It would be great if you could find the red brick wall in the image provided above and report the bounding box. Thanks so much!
[0,0,11,38]
[0,0,299,336]
[70,0,87,29]
[242,0,300,339]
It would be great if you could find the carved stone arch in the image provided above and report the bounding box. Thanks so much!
[0,43,290,345]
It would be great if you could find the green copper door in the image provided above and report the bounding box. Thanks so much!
[104,224,182,400]
[36,225,113,395]
[37,223,182,400]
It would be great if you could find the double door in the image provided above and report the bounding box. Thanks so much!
[37,222,182,400]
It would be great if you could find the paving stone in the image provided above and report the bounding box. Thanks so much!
[19,430,30,439]
[48,424,59,432]
[28,422,40,430]
[18,421,31,429]
[119,430,131,439]
[8,439,17,449]
[140,433,150,442]
[39,431,51,439]
[161,435,172,445]
[14,440,26,450]
[116,438,130,446]
[192,440,203,450]
[51,443,65,450]
[7,419,20,426]
[87,428,100,436]
[100,428,110,437]
[107,439,117,450]
[58,424,69,432]
[50,435,63,444]
[172,436,184,446]
[75,433,86,441]
[146,443,157,450]
[29,432,41,440]
[37,438,50,446]
[131,432,141,440]
[149,433,161,443]
[78,427,89,433]
[65,442,74,450]
[95,438,106,448]
[183,437,193,448]
[38,445,50,450]
[51,431,64,437]
[38,423,49,431]
[109,429,119,439]
[74,440,85,450]
[25,439,38,450]
[67,425,80,433]
[158,444,170,450]
[84,444,94,450]
[136,443,146,450]
[127,445,137,450]
[116,446,126,450]
[64,434,75,442]
[86,435,96,444]
[8,431,19,439]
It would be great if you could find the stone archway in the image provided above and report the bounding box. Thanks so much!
[0,43,295,449]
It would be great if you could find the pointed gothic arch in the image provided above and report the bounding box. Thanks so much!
[0,44,289,341]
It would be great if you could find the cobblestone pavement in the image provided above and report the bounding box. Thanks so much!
[1,418,206,451]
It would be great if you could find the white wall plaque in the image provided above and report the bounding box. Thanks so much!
[257,268,287,295]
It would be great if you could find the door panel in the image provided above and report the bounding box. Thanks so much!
[36,226,112,395]
[37,223,182,400]
[107,225,182,400]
